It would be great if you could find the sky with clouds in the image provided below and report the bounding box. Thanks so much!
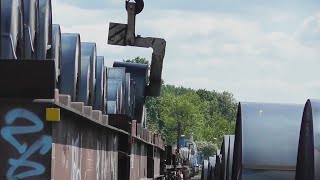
[52,0,320,104]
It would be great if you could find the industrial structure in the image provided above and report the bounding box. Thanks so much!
[0,0,171,179]
[1,0,319,180]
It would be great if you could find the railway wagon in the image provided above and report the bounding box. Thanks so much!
[0,0,168,179]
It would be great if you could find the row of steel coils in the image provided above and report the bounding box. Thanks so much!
[202,100,320,180]
[0,0,149,125]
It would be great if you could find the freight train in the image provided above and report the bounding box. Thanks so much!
[164,122,203,180]
[0,0,170,179]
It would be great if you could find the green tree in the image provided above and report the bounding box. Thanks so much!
[122,57,238,157]
[124,56,150,66]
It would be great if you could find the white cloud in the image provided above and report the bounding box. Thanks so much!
[51,3,320,103]
[294,12,320,47]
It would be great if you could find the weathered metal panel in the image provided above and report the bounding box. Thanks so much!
[81,42,97,106]
[0,101,53,179]
[154,147,161,177]
[51,104,119,180]
[232,102,304,180]
[140,144,147,178]
[132,120,137,136]
[296,99,320,180]
[130,141,150,180]
[60,33,80,101]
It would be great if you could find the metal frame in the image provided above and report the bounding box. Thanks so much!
[108,1,166,97]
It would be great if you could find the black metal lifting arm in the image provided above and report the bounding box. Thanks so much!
[108,1,166,97]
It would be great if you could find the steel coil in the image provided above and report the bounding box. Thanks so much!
[209,156,216,180]
[125,73,131,115]
[215,154,222,180]
[108,67,126,114]
[202,160,209,180]
[232,102,304,180]
[295,99,320,180]
[52,24,61,84]
[94,56,106,112]
[113,61,148,122]
[38,0,52,59]
[23,0,39,59]
[107,101,117,114]
[107,79,122,114]
[60,33,80,101]
[221,135,230,180]
[1,0,24,59]
[81,42,97,106]
[79,56,91,105]
[228,135,235,180]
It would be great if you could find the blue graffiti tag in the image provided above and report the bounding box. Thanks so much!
[1,109,44,153]
[0,108,52,179]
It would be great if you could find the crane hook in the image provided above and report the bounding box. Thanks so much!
[126,0,144,14]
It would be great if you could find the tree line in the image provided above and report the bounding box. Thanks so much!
[124,57,237,155]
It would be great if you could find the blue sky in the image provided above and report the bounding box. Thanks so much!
[52,0,320,104]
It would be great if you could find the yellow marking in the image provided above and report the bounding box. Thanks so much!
[46,108,60,122]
